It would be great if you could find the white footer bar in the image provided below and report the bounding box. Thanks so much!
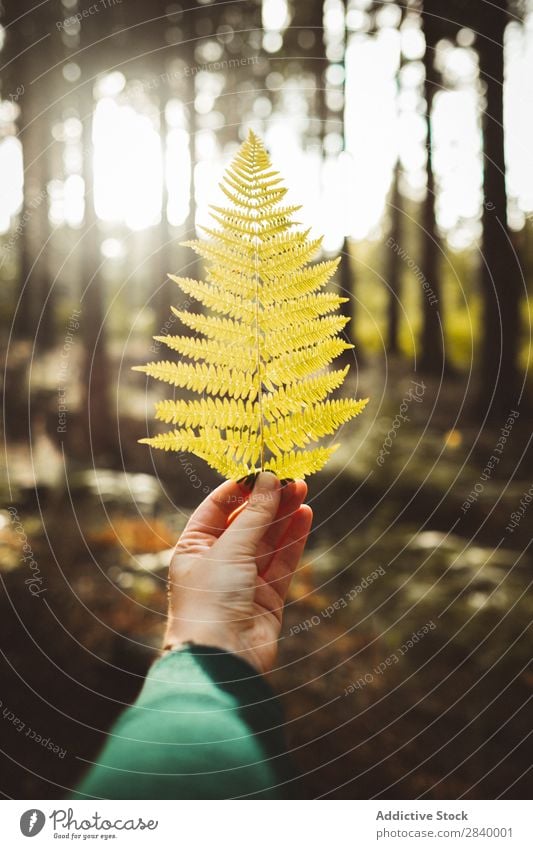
[2,799,531,848]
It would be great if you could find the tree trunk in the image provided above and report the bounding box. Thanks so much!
[180,53,199,283]
[155,68,174,339]
[79,30,113,459]
[419,40,445,374]
[15,88,43,342]
[340,0,359,358]
[4,0,56,347]
[386,163,402,354]
[32,100,56,353]
[338,237,359,365]
[477,3,522,418]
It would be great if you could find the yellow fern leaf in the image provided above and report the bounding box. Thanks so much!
[155,397,258,429]
[259,292,348,327]
[153,335,256,370]
[205,268,257,301]
[134,129,368,479]
[170,310,253,344]
[132,361,259,400]
[264,399,369,454]
[263,368,351,420]
[263,339,353,389]
[167,275,255,321]
[209,202,301,231]
[181,242,258,276]
[265,446,340,479]
[264,315,349,359]
[262,259,339,302]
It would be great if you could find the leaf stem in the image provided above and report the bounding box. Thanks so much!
[251,138,265,472]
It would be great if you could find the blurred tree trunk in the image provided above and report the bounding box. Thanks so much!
[4,0,56,348]
[339,0,359,359]
[386,163,402,354]
[13,120,36,341]
[325,0,357,364]
[155,67,173,338]
[419,34,444,374]
[477,1,522,417]
[31,82,56,353]
[339,237,359,365]
[2,0,30,340]
[180,21,199,285]
[156,83,198,340]
[153,4,195,336]
[79,20,113,458]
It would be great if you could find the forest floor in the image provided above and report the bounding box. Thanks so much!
[1,352,532,799]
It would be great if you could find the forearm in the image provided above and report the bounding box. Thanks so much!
[72,645,295,800]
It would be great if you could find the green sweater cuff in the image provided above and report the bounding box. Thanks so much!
[135,645,284,728]
[73,646,294,800]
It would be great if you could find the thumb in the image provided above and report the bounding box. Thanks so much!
[216,472,281,558]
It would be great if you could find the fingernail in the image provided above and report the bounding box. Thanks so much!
[255,471,279,491]
[237,472,259,491]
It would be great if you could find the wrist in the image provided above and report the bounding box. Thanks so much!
[163,622,244,659]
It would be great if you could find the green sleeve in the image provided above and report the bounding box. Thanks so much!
[72,645,295,800]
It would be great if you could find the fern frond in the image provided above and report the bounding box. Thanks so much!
[262,259,339,302]
[155,397,258,429]
[259,292,349,328]
[142,425,262,470]
[219,182,287,211]
[140,429,248,479]
[264,315,349,359]
[171,310,253,345]
[134,130,368,480]
[153,335,256,370]
[209,216,296,241]
[204,268,257,300]
[182,241,258,276]
[132,361,259,400]
[264,399,369,454]
[209,203,301,227]
[263,368,351,420]
[168,275,255,321]
[261,237,323,275]
[263,339,353,389]
[265,446,340,479]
